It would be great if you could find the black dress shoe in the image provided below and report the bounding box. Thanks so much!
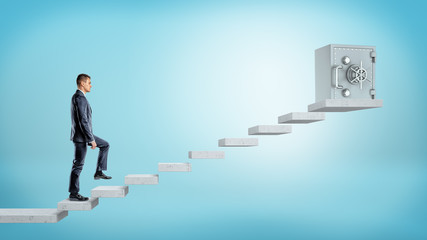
[94,171,112,180]
[69,193,89,201]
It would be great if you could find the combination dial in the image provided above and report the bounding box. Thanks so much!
[346,61,371,90]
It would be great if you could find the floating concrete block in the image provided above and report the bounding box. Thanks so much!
[158,163,192,172]
[248,125,292,135]
[91,186,129,198]
[57,197,99,211]
[125,174,159,185]
[0,209,68,223]
[308,99,383,112]
[218,138,258,147]
[278,112,325,124]
[188,151,225,159]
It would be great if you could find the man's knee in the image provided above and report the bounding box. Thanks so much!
[71,164,84,174]
[72,161,84,170]
[101,141,110,150]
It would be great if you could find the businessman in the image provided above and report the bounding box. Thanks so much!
[69,73,112,201]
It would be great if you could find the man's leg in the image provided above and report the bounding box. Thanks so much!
[94,135,109,172]
[69,142,87,194]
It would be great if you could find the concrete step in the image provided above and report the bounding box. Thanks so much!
[91,186,129,198]
[158,163,192,172]
[218,138,258,147]
[125,174,159,185]
[278,112,325,124]
[308,99,383,112]
[57,197,99,211]
[248,125,292,135]
[188,151,225,159]
[0,209,68,223]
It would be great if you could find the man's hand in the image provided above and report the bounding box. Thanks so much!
[90,141,97,149]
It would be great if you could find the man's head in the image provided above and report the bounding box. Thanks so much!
[76,73,92,93]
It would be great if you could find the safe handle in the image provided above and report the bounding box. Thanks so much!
[333,65,343,89]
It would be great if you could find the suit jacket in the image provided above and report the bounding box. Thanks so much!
[70,90,95,143]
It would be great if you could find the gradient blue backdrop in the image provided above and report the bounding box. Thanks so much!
[0,0,426,239]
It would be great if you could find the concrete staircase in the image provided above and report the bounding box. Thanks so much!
[218,138,258,147]
[91,186,129,198]
[58,198,99,211]
[0,209,68,223]
[158,163,192,172]
[189,151,225,159]
[0,99,382,223]
[125,174,159,185]
[278,112,325,124]
[248,125,292,135]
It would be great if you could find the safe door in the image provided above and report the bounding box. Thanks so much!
[332,47,376,99]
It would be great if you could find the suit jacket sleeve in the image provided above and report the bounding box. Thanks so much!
[75,96,95,142]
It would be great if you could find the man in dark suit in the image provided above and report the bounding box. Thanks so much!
[69,73,112,201]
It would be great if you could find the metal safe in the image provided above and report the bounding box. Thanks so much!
[315,44,376,102]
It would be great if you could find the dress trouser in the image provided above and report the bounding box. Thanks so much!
[69,135,110,194]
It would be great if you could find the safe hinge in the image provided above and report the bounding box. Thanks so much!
[370,51,376,63]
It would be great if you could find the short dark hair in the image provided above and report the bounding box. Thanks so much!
[76,73,91,86]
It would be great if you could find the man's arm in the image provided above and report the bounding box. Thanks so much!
[75,96,95,144]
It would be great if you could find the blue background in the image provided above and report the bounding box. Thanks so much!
[0,0,426,239]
